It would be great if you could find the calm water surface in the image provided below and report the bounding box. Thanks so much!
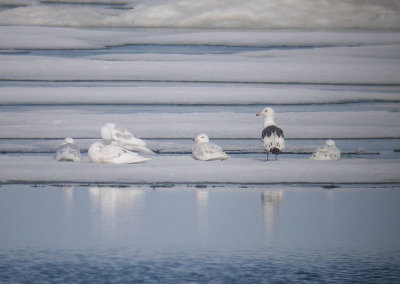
[0,184,399,283]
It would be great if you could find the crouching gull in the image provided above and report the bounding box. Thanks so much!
[55,137,81,162]
[88,142,151,164]
[101,123,154,154]
[256,107,285,161]
[311,140,341,161]
[192,133,229,161]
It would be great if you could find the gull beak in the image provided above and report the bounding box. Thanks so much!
[193,138,199,142]
[256,112,261,116]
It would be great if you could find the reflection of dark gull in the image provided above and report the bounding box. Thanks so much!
[55,137,81,162]
[192,133,229,161]
[311,140,341,161]
[101,123,154,154]
[256,107,285,161]
[88,142,151,164]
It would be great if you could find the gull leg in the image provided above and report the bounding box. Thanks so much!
[266,153,269,161]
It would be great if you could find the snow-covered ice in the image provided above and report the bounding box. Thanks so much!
[1,85,399,105]
[0,155,399,184]
[0,0,399,29]
[0,109,398,139]
[0,0,399,185]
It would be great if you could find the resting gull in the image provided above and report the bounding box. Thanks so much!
[55,137,81,162]
[311,140,341,161]
[192,133,229,161]
[256,107,285,161]
[101,123,154,154]
[88,142,151,164]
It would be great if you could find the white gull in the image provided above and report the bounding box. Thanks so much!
[88,142,151,164]
[101,123,154,154]
[256,107,285,161]
[192,133,229,161]
[55,137,81,162]
[311,140,341,161]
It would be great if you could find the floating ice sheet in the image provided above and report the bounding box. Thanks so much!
[0,109,398,139]
[0,155,399,184]
[1,85,400,105]
[0,0,399,29]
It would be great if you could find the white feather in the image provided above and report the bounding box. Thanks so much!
[88,142,151,164]
[101,123,154,154]
[192,133,229,161]
[311,140,341,161]
[55,138,81,162]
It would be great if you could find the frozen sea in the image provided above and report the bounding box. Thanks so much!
[1,0,400,283]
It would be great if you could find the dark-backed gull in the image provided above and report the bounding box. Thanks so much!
[256,107,285,161]
[192,133,229,161]
[101,123,154,154]
[55,137,81,162]
[88,142,151,164]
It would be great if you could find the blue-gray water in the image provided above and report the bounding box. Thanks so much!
[0,184,399,283]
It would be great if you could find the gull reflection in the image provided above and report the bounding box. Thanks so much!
[89,187,145,237]
[89,187,145,217]
[261,190,283,240]
[62,186,75,203]
[194,189,209,234]
[61,186,75,240]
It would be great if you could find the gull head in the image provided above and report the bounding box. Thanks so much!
[256,107,275,118]
[325,140,335,146]
[64,137,74,144]
[101,123,115,142]
[88,142,104,163]
[193,133,210,143]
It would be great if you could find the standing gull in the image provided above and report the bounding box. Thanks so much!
[55,137,81,162]
[192,133,229,161]
[88,142,151,164]
[256,107,285,161]
[101,123,154,154]
[311,140,341,161]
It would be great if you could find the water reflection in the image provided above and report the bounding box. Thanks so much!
[62,186,74,202]
[262,190,283,240]
[62,186,75,241]
[89,187,145,216]
[89,187,145,240]
[194,189,209,234]
[1,185,400,283]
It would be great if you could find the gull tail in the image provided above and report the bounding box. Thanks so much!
[126,145,155,154]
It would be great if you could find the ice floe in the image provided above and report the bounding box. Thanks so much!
[0,155,399,184]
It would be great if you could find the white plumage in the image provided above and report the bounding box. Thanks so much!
[55,137,81,162]
[256,107,285,161]
[101,123,154,154]
[88,142,151,164]
[311,140,341,161]
[192,133,229,161]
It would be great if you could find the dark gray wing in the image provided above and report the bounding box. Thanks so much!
[262,125,284,139]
